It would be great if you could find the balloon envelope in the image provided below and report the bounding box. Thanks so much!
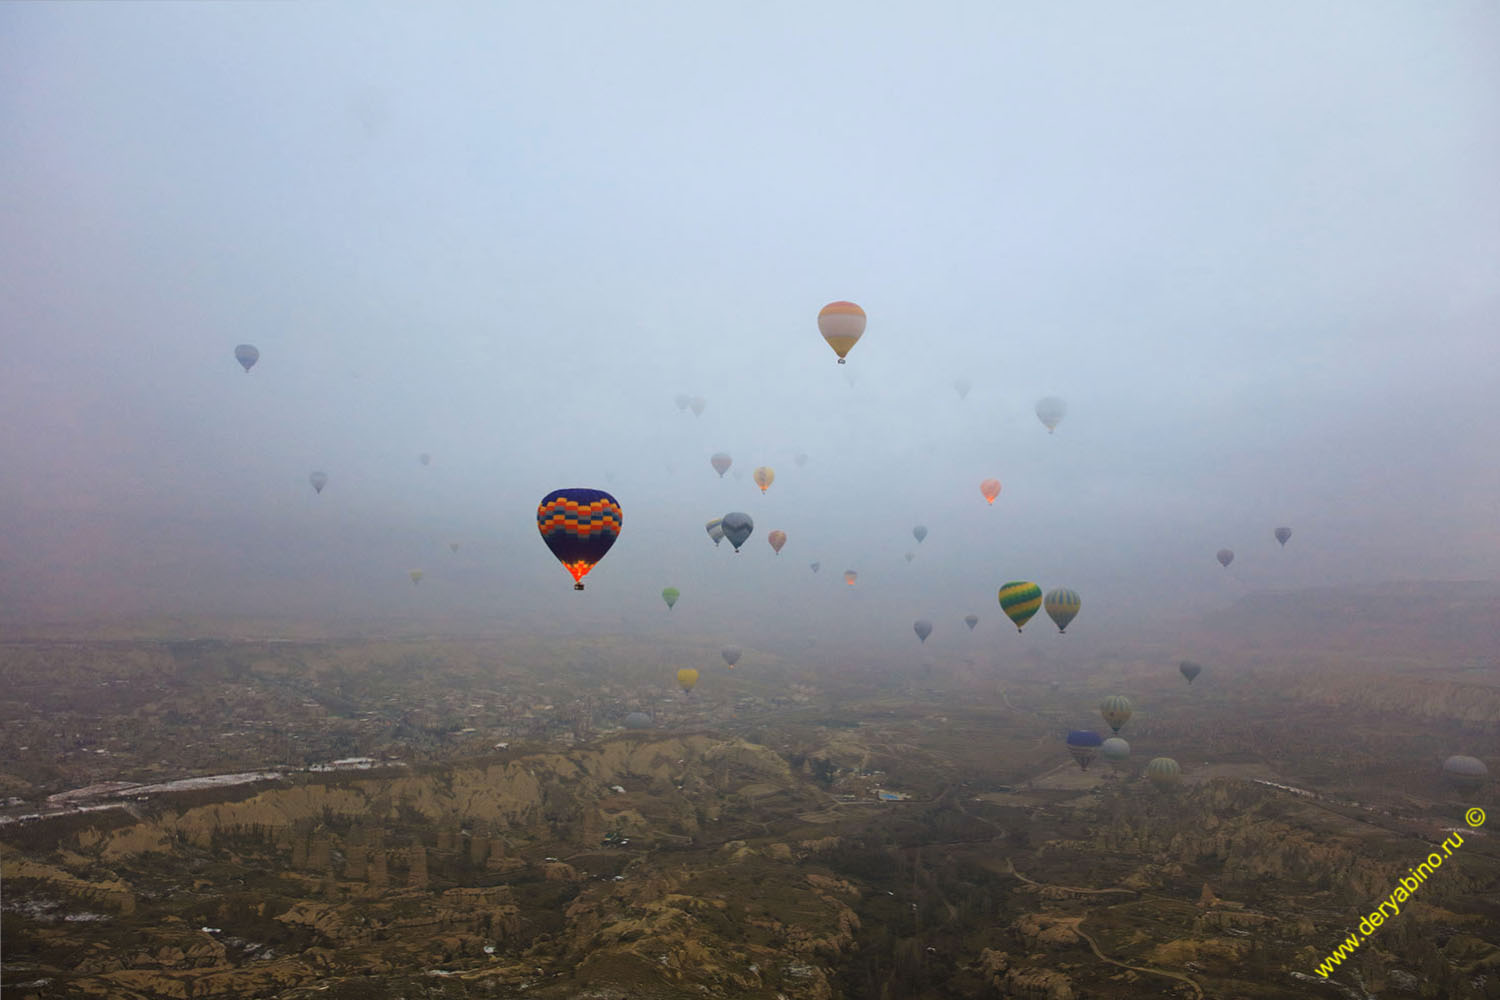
[753,467,775,493]
[711,453,732,477]
[537,489,622,589]
[1035,397,1067,433]
[999,582,1043,632]
[1145,757,1182,789]
[689,396,706,416]
[722,646,741,668]
[980,479,1001,504]
[914,620,932,643]
[1275,526,1292,547]
[913,525,928,543]
[794,453,808,467]
[234,344,259,372]
[1044,588,1081,633]
[1442,755,1488,793]
[676,668,699,693]
[419,453,431,466]
[309,471,327,494]
[905,552,915,563]
[1066,730,1103,771]
[964,614,978,630]
[674,394,690,412]
[1217,548,1234,568]
[624,712,653,730]
[818,301,866,363]
[1179,661,1203,683]
[449,542,459,553]
[1101,737,1131,764]
[409,570,424,585]
[843,570,857,586]
[810,561,821,573]
[768,530,787,554]
[954,378,971,400]
[706,518,725,546]
[661,587,680,609]
[1099,695,1132,734]
[721,511,754,552]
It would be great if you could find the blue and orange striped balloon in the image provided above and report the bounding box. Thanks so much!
[537,489,622,590]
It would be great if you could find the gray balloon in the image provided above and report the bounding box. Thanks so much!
[624,712,653,730]
[913,525,928,543]
[1443,755,1488,793]
[309,471,327,494]
[914,620,932,643]
[964,614,978,630]
[721,511,754,552]
[722,646,742,667]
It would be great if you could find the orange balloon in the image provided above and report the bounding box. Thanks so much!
[768,530,787,554]
[980,478,1001,504]
[818,301,866,364]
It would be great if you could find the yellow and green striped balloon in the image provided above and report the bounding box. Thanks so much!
[1043,588,1081,633]
[1099,695,1132,734]
[1145,757,1181,790]
[998,581,1042,633]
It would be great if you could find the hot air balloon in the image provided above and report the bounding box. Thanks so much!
[753,467,775,493]
[1066,730,1102,771]
[795,453,808,467]
[676,668,699,694]
[1099,695,1132,734]
[1442,755,1489,794]
[1216,548,1234,568]
[964,614,978,630]
[843,570,857,586]
[722,646,741,668]
[1035,397,1067,434]
[1043,588,1081,633]
[1101,737,1130,768]
[674,394,690,412]
[768,530,786,555]
[537,488,622,590]
[234,344,259,372]
[689,396,706,417]
[1275,526,1292,547]
[1179,661,1202,684]
[721,512,754,552]
[1145,757,1182,790]
[904,552,915,563]
[818,301,866,364]
[706,518,725,547]
[980,479,1001,505]
[309,471,327,494]
[624,712,653,730]
[914,620,932,643]
[913,525,928,544]
[449,542,459,553]
[419,453,432,467]
[410,570,424,585]
[810,561,821,573]
[711,453,732,477]
[662,587,680,610]
[999,582,1042,632]
[954,378,971,400]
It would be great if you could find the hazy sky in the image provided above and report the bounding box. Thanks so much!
[3,2,1497,645]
